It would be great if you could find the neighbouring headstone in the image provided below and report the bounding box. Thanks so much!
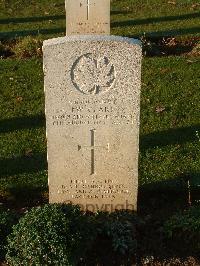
[43,35,142,212]
[65,0,110,35]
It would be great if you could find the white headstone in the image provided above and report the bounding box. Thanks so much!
[43,35,142,212]
[65,0,110,35]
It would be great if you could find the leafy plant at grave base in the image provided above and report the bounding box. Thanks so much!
[140,35,160,57]
[163,206,200,254]
[12,36,43,58]
[6,204,95,266]
[0,208,18,261]
[94,210,142,256]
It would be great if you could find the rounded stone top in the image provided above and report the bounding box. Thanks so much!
[43,35,142,48]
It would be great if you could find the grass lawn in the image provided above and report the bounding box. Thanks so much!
[0,0,199,39]
[0,59,47,206]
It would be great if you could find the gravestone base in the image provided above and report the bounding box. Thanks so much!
[43,35,142,212]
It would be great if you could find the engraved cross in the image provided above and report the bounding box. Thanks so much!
[80,0,96,20]
[78,129,109,175]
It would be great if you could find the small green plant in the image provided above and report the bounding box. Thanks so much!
[6,204,94,266]
[163,206,200,254]
[95,210,140,255]
[0,208,17,261]
[13,36,43,58]
[140,34,160,56]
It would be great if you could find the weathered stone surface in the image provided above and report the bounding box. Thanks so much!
[65,0,110,35]
[43,35,142,212]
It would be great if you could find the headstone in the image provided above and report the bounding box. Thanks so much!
[43,35,142,212]
[65,0,110,35]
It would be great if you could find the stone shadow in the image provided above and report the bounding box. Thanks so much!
[0,153,47,177]
[132,26,200,38]
[7,184,48,208]
[140,124,200,150]
[137,173,200,258]
[0,114,45,134]
[0,114,47,177]
[0,15,65,25]
[111,12,200,28]
[0,27,65,39]
[138,177,188,216]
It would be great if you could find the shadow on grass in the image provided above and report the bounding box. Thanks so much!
[138,177,186,216]
[138,172,200,216]
[7,184,48,207]
[140,124,200,150]
[1,12,198,26]
[112,12,200,28]
[0,15,65,24]
[137,174,200,258]
[0,114,45,134]
[0,27,65,39]
[133,26,200,38]
[124,26,200,39]
[0,153,47,177]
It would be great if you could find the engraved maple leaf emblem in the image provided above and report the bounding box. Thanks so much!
[71,53,116,95]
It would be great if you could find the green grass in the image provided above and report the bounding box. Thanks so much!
[0,59,47,205]
[0,0,65,40]
[0,0,199,39]
[0,56,199,208]
[140,57,200,182]
[111,0,200,38]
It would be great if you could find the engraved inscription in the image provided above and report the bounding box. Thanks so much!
[58,179,130,200]
[52,98,136,126]
[71,54,116,95]
[78,129,109,175]
[69,22,109,35]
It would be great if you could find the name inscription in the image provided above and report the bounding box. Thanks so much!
[52,98,135,126]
